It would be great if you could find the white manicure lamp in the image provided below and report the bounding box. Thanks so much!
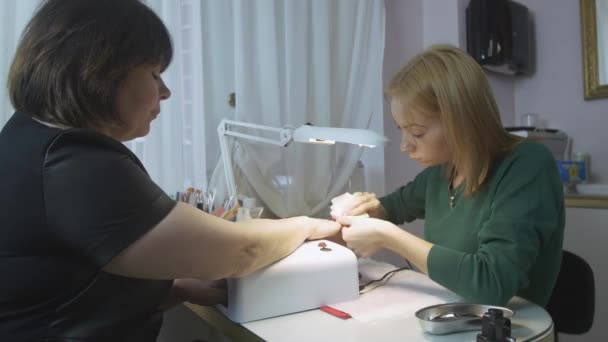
[217,118,387,200]
[215,118,386,323]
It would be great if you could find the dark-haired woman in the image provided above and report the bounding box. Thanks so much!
[0,1,339,340]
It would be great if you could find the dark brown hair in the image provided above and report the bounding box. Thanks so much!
[7,0,173,129]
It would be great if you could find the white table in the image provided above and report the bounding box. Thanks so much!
[181,260,554,342]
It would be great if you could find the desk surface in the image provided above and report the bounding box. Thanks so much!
[185,261,553,342]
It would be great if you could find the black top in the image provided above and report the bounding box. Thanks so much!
[0,112,177,341]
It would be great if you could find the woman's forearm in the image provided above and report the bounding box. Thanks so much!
[382,226,433,274]
[103,204,337,281]
[232,216,313,277]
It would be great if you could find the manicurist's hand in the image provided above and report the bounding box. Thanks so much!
[343,192,386,218]
[172,278,227,307]
[160,278,227,310]
[305,217,342,240]
[336,216,398,258]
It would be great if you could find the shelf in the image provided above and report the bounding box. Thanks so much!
[565,195,608,209]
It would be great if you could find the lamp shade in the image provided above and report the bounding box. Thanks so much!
[292,125,387,148]
[218,118,386,200]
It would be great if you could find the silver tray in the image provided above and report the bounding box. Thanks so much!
[415,303,514,335]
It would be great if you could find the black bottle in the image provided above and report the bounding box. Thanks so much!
[476,308,516,342]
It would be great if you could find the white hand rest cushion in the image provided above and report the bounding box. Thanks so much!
[218,240,359,323]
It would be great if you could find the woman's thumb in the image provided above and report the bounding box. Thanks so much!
[337,216,352,226]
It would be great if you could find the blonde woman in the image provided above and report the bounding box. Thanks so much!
[336,45,564,307]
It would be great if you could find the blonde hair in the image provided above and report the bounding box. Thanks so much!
[386,45,521,195]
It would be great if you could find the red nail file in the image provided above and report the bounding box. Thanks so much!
[320,305,352,319]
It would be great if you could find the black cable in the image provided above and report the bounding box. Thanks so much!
[358,265,410,293]
[403,258,413,270]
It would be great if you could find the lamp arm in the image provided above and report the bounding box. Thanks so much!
[218,123,237,200]
[217,119,295,199]
[216,118,386,200]
[218,119,294,146]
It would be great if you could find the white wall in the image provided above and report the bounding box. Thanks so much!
[383,0,516,197]
[382,1,607,339]
[380,0,516,266]
[383,0,425,198]
[508,3,608,337]
[514,0,608,183]
[377,0,425,267]
[383,0,608,185]
[422,0,460,47]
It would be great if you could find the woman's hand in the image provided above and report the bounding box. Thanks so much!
[305,217,342,240]
[171,278,227,307]
[336,216,397,258]
[333,192,385,218]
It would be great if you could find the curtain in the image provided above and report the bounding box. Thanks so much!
[133,0,222,194]
[226,0,386,217]
[1,1,386,219]
[145,0,385,218]
[0,0,41,125]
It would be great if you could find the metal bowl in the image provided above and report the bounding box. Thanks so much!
[415,303,514,335]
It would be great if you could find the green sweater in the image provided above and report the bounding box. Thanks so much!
[379,141,564,306]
